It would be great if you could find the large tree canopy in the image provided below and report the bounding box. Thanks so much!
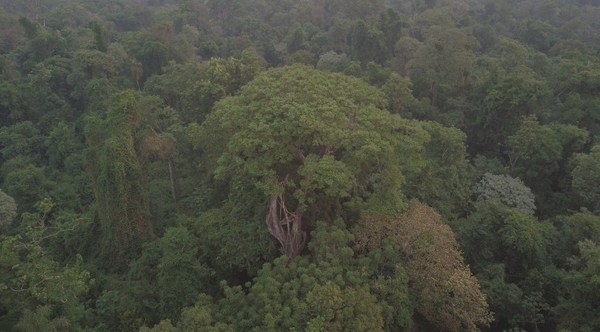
[201,65,427,258]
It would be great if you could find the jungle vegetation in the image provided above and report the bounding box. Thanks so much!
[0,0,599,331]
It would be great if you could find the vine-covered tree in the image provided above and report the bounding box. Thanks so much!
[85,91,154,269]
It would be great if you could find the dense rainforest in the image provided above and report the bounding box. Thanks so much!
[0,0,599,331]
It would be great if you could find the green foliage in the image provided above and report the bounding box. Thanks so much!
[305,282,384,332]
[547,56,600,137]
[189,198,277,279]
[18,16,37,39]
[286,25,307,53]
[571,145,600,212]
[554,240,600,331]
[507,117,588,179]
[350,20,385,64]
[506,116,589,215]
[316,51,350,72]
[140,319,179,332]
[408,26,478,106]
[177,298,235,332]
[459,201,549,276]
[518,19,558,52]
[377,8,405,58]
[127,226,212,325]
[467,60,551,154]
[0,121,45,162]
[144,47,266,123]
[549,211,600,267]
[1,0,599,330]
[0,190,17,231]
[201,65,423,256]
[201,222,399,331]
[20,30,67,69]
[203,49,268,96]
[403,121,474,219]
[156,227,211,319]
[456,201,558,330]
[475,264,530,330]
[121,31,170,81]
[0,200,91,331]
[381,73,421,117]
[2,161,53,213]
[45,122,83,170]
[90,21,108,52]
[143,62,209,120]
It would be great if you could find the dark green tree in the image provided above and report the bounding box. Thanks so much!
[125,226,212,325]
[571,145,600,212]
[456,201,555,330]
[554,240,600,331]
[377,8,404,58]
[350,20,385,64]
[408,26,478,107]
[0,190,16,231]
[506,116,588,215]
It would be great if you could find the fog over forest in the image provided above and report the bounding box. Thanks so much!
[0,0,599,331]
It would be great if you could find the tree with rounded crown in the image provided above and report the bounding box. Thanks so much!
[201,65,427,259]
[475,173,536,215]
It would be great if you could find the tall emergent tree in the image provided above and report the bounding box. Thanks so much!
[201,65,425,259]
[85,91,154,269]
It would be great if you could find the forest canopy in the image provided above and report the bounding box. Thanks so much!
[0,0,599,331]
